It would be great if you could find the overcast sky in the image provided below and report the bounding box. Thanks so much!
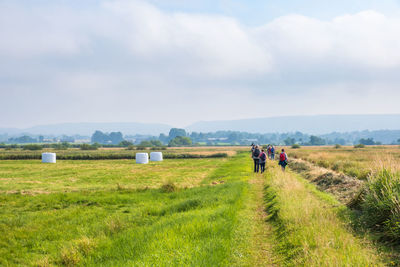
[1,0,400,128]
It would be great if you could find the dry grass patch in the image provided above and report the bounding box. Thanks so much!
[289,158,363,204]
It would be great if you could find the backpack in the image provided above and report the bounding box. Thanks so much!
[280,153,286,162]
[253,149,260,158]
[260,152,266,161]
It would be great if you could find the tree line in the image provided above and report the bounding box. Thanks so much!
[2,128,400,146]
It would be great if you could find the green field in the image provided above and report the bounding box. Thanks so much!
[0,148,397,266]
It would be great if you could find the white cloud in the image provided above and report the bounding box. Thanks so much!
[255,10,400,71]
[0,0,400,127]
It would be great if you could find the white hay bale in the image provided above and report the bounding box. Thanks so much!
[42,152,56,163]
[136,153,149,164]
[150,152,163,162]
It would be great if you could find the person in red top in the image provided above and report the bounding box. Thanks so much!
[267,145,272,159]
[278,148,288,172]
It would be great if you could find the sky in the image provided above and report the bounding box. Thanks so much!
[1,0,400,128]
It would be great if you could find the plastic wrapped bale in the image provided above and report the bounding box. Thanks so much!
[42,152,56,163]
[150,152,163,162]
[136,153,149,164]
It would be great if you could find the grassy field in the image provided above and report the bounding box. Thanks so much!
[0,159,226,194]
[288,145,400,179]
[0,147,397,266]
[0,152,264,266]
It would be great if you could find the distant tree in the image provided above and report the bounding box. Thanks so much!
[333,138,346,145]
[80,143,99,150]
[168,128,186,139]
[309,135,326,146]
[22,144,43,150]
[109,132,124,145]
[8,135,37,144]
[359,138,375,145]
[168,136,192,147]
[227,132,240,143]
[150,140,162,147]
[51,142,70,150]
[139,140,152,147]
[91,131,108,144]
[159,133,168,144]
[119,140,133,147]
[139,140,163,147]
[284,137,296,146]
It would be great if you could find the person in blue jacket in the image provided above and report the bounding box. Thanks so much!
[270,146,275,160]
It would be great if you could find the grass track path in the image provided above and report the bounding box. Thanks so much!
[246,174,278,266]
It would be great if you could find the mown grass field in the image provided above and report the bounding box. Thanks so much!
[0,147,397,266]
[0,159,226,194]
[0,152,262,266]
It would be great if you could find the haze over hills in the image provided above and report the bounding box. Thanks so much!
[1,114,400,136]
[186,114,400,135]
[0,122,173,136]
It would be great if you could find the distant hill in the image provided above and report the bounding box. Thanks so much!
[0,122,172,136]
[186,114,400,134]
[2,114,400,137]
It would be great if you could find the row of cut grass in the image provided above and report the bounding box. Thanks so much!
[288,146,400,180]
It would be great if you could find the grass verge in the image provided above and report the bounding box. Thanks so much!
[263,162,386,266]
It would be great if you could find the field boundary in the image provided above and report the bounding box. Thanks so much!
[0,152,228,160]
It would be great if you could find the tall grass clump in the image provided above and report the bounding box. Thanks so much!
[360,168,400,243]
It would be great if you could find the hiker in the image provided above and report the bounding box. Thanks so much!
[252,145,261,173]
[267,145,272,159]
[259,149,267,173]
[270,145,275,160]
[278,148,288,171]
[251,143,255,153]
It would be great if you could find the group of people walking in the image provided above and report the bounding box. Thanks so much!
[251,144,288,173]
